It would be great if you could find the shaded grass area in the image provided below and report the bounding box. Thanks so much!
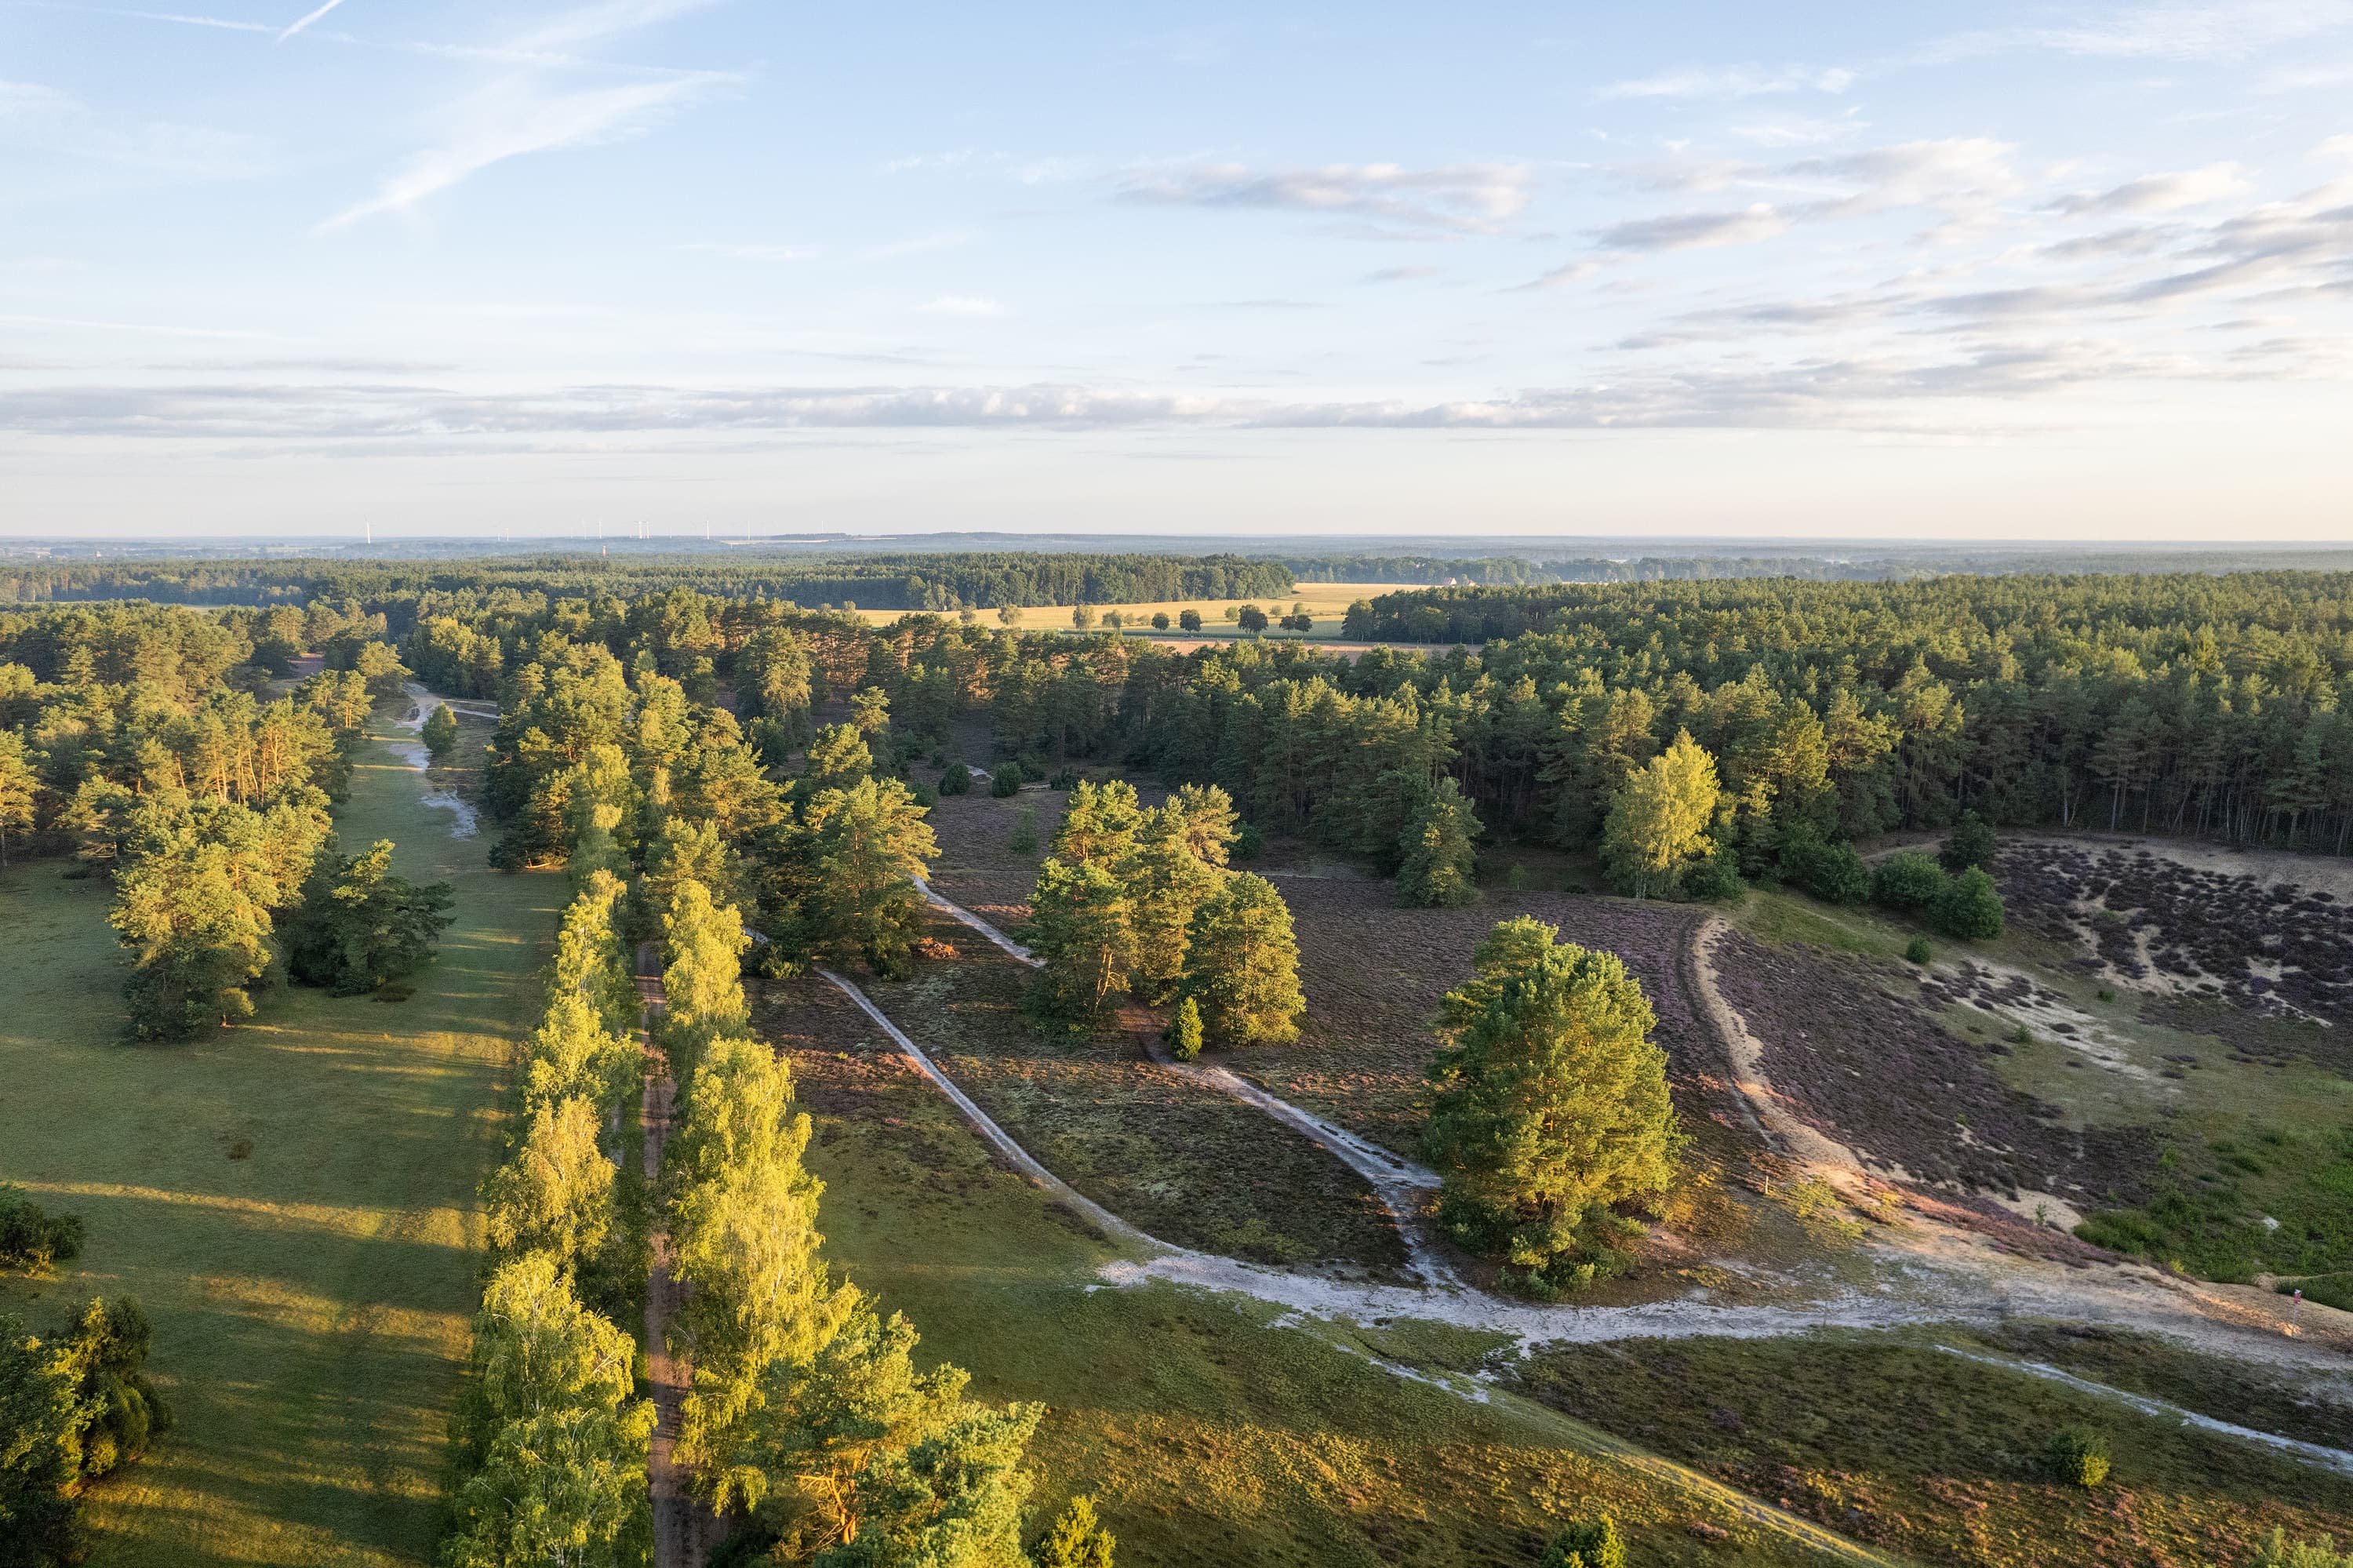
[1974,1322,2353,1452]
[809,930,1411,1276]
[769,1007,1846,1568]
[0,714,562,1568]
[2075,1123,2353,1288]
[1510,1329,2353,1568]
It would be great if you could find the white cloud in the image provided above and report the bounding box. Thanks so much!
[862,231,973,260]
[1936,0,2353,61]
[2047,162,2252,215]
[1600,64,1855,100]
[679,242,817,261]
[920,296,1006,316]
[1595,203,1791,252]
[1118,162,1533,236]
[0,78,267,179]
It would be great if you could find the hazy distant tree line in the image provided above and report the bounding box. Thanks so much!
[0,551,1297,614]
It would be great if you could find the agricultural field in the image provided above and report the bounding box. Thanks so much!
[851,581,1418,642]
[0,704,555,1568]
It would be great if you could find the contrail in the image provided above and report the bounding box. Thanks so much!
[278,0,347,39]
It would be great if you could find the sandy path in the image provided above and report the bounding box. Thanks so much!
[389,682,480,839]
[638,943,715,1568]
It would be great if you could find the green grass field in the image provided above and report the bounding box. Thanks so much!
[0,710,558,1567]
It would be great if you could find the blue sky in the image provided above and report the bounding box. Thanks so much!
[3,1,2351,540]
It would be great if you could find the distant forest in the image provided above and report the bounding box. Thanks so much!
[0,552,1297,613]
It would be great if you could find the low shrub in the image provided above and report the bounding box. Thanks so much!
[1008,808,1039,855]
[1780,825,1870,904]
[2244,1526,2353,1566]
[2046,1424,2111,1487]
[1048,766,1082,791]
[1682,844,1745,903]
[1233,822,1264,861]
[937,762,973,796]
[1872,850,1948,910]
[1905,936,1933,966]
[1930,866,2006,940]
[990,761,1024,798]
[0,1186,85,1273]
[1941,809,1996,872]
[1541,1515,1626,1568]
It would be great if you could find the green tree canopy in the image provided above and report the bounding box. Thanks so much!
[805,777,939,979]
[1178,874,1304,1049]
[1023,859,1134,1031]
[1051,779,1143,869]
[482,1096,616,1279]
[666,1039,854,1508]
[1601,731,1719,899]
[286,839,455,995]
[659,879,751,1090]
[1396,777,1482,908]
[1421,918,1682,1291]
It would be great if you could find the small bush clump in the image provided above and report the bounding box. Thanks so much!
[0,1186,85,1273]
[1905,936,1933,966]
[1541,1515,1625,1568]
[1872,849,1947,910]
[2045,1424,2111,1487]
[990,761,1024,798]
[937,762,973,795]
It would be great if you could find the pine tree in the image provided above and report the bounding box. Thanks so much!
[806,777,939,979]
[1178,874,1304,1049]
[1165,995,1203,1061]
[1422,918,1680,1290]
[1024,859,1135,1030]
[1052,779,1143,868]
[665,1039,853,1508]
[1167,784,1238,867]
[802,724,873,795]
[1601,731,1719,899]
[1396,778,1482,908]
[285,839,455,995]
[1120,802,1224,1002]
[421,704,460,762]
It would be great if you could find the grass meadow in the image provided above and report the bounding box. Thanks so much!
[0,711,558,1567]
[850,581,1424,642]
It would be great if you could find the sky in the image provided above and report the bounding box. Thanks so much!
[2,0,2351,542]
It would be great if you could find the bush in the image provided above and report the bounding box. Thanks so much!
[1681,843,1746,903]
[1233,822,1264,861]
[421,703,459,761]
[1905,936,1933,965]
[0,1185,85,1272]
[1872,849,1948,910]
[911,782,939,808]
[1048,766,1082,791]
[1941,809,1996,872]
[937,762,973,796]
[1008,809,1039,856]
[1930,866,2006,940]
[989,761,1024,798]
[2245,1527,2353,1567]
[2046,1424,2110,1487]
[1542,1515,1626,1568]
[1779,825,1870,904]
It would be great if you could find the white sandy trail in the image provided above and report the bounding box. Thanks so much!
[389,682,480,839]
[817,965,1166,1253]
[914,874,1460,1282]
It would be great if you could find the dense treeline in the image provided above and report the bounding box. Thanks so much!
[1317,573,2353,857]
[0,552,1297,615]
[1282,554,1892,586]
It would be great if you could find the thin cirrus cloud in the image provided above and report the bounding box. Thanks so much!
[277,0,349,42]
[1931,0,2353,60]
[919,296,1006,317]
[1117,162,1533,236]
[1593,203,1791,252]
[321,0,734,229]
